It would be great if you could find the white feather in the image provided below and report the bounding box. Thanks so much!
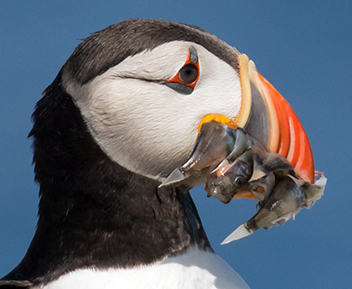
[33,247,249,289]
[64,41,242,179]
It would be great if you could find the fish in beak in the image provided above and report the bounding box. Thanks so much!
[160,53,326,243]
[221,172,326,243]
[236,54,315,185]
[161,54,316,195]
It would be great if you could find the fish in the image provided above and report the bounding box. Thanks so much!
[160,120,326,244]
[160,121,238,188]
[221,171,326,244]
[206,149,255,204]
[160,121,267,194]
[205,130,274,203]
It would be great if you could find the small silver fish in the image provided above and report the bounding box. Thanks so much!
[160,121,237,188]
[159,120,326,244]
[206,149,254,204]
[206,131,270,203]
[221,172,326,244]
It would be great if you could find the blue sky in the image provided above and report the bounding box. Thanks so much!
[0,1,351,288]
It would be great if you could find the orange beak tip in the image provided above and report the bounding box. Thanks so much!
[240,56,316,185]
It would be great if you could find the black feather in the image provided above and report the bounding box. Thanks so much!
[1,19,222,287]
[2,72,211,286]
[64,18,239,85]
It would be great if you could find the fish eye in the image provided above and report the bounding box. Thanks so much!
[178,64,198,84]
[234,176,245,187]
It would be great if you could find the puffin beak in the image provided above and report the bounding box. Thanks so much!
[200,54,315,200]
[236,54,315,185]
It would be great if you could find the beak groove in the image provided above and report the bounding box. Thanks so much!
[237,54,315,184]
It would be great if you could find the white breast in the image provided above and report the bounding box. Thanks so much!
[34,247,250,289]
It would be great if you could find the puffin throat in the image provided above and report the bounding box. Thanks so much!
[3,74,211,286]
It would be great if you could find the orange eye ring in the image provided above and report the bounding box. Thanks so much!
[168,47,200,90]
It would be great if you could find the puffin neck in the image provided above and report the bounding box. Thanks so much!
[3,74,211,285]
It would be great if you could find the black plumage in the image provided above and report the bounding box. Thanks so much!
[64,19,239,85]
[1,74,211,287]
[0,18,241,288]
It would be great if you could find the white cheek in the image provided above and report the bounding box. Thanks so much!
[72,78,199,178]
[106,41,190,80]
[188,46,241,121]
[65,42,242,179]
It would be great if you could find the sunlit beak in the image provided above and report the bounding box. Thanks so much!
[200,54,315,199]
[238,54,315,184]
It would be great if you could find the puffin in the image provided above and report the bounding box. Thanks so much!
[0,19,315,289]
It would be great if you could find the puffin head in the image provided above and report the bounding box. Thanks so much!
[59,19,313,184]
[1,19,315,287]
[60,19,242,180]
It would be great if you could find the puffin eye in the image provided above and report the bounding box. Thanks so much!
[178,64,198,84]
[166,47,199,95]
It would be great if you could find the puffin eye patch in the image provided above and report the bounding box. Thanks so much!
[167,46,199,95]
